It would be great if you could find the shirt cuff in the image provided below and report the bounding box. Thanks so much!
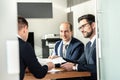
[72,64,78,71]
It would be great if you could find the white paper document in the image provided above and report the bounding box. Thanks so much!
[37,57,66,65]
[48,68,62,73]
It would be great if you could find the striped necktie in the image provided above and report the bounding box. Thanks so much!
[63,44,68,58]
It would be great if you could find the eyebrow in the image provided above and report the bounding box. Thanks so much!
[78,23,89,29]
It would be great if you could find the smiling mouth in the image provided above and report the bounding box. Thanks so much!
[82,31,86,34]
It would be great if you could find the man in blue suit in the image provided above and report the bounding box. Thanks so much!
[18,16,55,80]
[49,22,84,62]
[61,14,97,80]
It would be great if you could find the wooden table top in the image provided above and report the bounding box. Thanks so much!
[24,68,91,80]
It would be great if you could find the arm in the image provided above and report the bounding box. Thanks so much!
[69,42,84,61]
[61,52,86,71]
[61,48,96,73]
[48,41,60,59]
[23,43,53,78]
[77,48,96,74]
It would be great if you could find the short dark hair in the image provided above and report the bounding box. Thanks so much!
[18,16,28,31]
[78,14,95,24]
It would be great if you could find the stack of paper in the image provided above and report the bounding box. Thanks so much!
[37,57,66,65]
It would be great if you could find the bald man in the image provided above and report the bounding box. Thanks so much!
[49,22,84,63]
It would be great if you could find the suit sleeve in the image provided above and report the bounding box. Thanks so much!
[23,43,48,78]
[77,48,96,74]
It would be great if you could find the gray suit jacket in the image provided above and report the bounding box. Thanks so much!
[77,39,97,80]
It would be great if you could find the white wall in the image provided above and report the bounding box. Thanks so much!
[69,0,96,45]
[17,0,67,57]
[0,0,19,80]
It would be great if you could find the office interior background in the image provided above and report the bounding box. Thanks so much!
[22,0,95,57]
[0,0,120,80]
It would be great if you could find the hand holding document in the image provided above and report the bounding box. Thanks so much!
[48,55,59,59]
[37,57,66,73]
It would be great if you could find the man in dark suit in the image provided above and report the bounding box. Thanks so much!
[18,16,55,80]
[49,22,84,62]
[61,14,97,80]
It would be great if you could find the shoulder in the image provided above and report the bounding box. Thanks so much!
[71,37,84,45]
[18,37,31,46]
[18,38,26,49]
[55,40,62,46]
[18,38,34,54]
[93,39,96,47]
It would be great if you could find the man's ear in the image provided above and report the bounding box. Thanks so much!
[92,22,95,29]
[22,27,26,34]
[23,28,25,33]
[23,26,28,33]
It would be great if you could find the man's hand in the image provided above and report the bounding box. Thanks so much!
[47,62,55,70]
[61,62,74,71]
[48,55,59,59]
[25,67,30,73]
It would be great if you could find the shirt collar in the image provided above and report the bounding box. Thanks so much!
[17,34,22,39]
[62,38,72,45]
[90,35,96,46]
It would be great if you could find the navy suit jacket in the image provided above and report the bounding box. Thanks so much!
[54,37,84,61]
[18,38,48,80]
[77,39,97,80]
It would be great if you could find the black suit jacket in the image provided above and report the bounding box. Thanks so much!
[54,37,84,61]
[18,38,48,80]
[77,39,97,80]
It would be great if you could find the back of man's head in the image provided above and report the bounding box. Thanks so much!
[18,16,28,31]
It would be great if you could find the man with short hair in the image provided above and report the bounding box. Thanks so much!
[18,16,54,80]
[61,14,97,80]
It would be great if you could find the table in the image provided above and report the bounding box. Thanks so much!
[24,68,91,80]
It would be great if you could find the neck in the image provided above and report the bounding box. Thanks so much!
[89,31,95,40]
[18,32,26,42]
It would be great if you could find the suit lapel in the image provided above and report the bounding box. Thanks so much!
[65,43,71,58]
[59,42,63,57]
[65,38,74,58]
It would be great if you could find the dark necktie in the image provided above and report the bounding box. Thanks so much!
[86,41,91,53]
